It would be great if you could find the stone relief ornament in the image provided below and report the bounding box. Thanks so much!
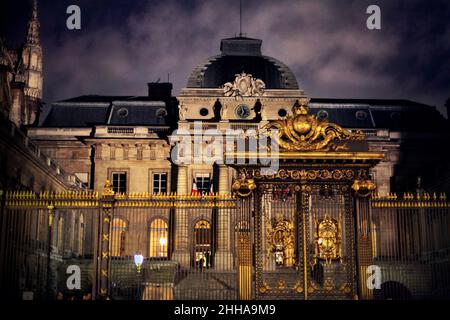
[220,103,228,120]
[178,103,187,121]
[263,97,365,151]
[222,72,266,97]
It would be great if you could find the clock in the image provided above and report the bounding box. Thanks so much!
[235,104,251,119]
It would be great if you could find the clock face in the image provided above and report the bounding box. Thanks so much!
[235,104,251,119]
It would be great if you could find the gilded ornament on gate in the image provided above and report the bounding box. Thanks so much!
[352,179,376,197]
[232,173,256,198]
[293,281,303,293]
[277,279,286,290]
[259,281,271,294]
[263,98,364,151]
[267,216,296,267]
[313,215,342,265]
[102,179,115,197]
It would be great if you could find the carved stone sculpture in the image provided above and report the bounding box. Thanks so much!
[222,72,266,97]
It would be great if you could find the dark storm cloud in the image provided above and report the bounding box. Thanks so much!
[1,0,449,115]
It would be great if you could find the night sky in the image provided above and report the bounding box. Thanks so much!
[1,0,449,116]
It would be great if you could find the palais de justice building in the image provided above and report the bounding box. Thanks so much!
[1,1,450,300]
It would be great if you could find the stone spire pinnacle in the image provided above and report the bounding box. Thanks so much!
[26,0,40,45]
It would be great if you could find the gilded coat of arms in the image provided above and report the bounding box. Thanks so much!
[263,98,364,151]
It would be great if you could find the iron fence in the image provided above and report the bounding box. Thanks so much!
[0,189,449,300]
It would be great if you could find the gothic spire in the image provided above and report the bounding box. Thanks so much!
[26,0,40,45]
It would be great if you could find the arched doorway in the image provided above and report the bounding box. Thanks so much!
[193,220,212,269]
[149,218,169,258]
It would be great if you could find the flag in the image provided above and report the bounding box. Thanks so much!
[282,187,291,201]
[192,178,200,196]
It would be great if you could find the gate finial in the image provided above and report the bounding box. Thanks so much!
[102,180,115,197]
[263,97,365,151]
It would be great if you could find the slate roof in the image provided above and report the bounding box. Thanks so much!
[41,96,170,127]
[41,95,446,133]
[308,98,446,131]
[187,37,299,89]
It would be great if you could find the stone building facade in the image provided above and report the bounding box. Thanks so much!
[1,1,449,301]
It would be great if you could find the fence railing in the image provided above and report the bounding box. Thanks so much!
[357,192,450,300]
[1,189,449,300]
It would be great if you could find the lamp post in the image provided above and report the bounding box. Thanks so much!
[133,254,144,300]
[159,237,167,257]
[134,254,144,273]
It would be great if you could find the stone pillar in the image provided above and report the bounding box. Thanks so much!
[214,165,234,270]
[172,165,190,268]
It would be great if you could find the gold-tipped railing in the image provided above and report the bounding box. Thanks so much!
[4,189,236,208]
[371,192,449,207]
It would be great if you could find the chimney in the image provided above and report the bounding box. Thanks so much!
[147,83,173,99]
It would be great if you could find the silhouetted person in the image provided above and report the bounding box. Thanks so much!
[205,251,211,269]
[253,101,262,122]
[199,257,205,271]
[213,100,222,121]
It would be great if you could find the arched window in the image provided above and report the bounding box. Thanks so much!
[111,218,127,257]
[149,219,169,258]
[194,220,212,268]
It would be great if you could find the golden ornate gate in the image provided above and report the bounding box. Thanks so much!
[253,180,357,299]
[230,98,384,299]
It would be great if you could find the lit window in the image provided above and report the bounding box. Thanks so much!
[112,172,127,193]
[194,220,212,268]
[153,173,168,194]
[149,219,169,258]
[111,218,127,257]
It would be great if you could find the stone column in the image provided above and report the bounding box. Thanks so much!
[172,165,190,268]
[214,165,234,270]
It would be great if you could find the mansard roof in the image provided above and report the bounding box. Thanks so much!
[308,98,447,131]
[41,95,172,127]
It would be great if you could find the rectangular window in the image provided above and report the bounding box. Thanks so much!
[112,172,127,193]
[153,173,168,194]
[196,173,211,194]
